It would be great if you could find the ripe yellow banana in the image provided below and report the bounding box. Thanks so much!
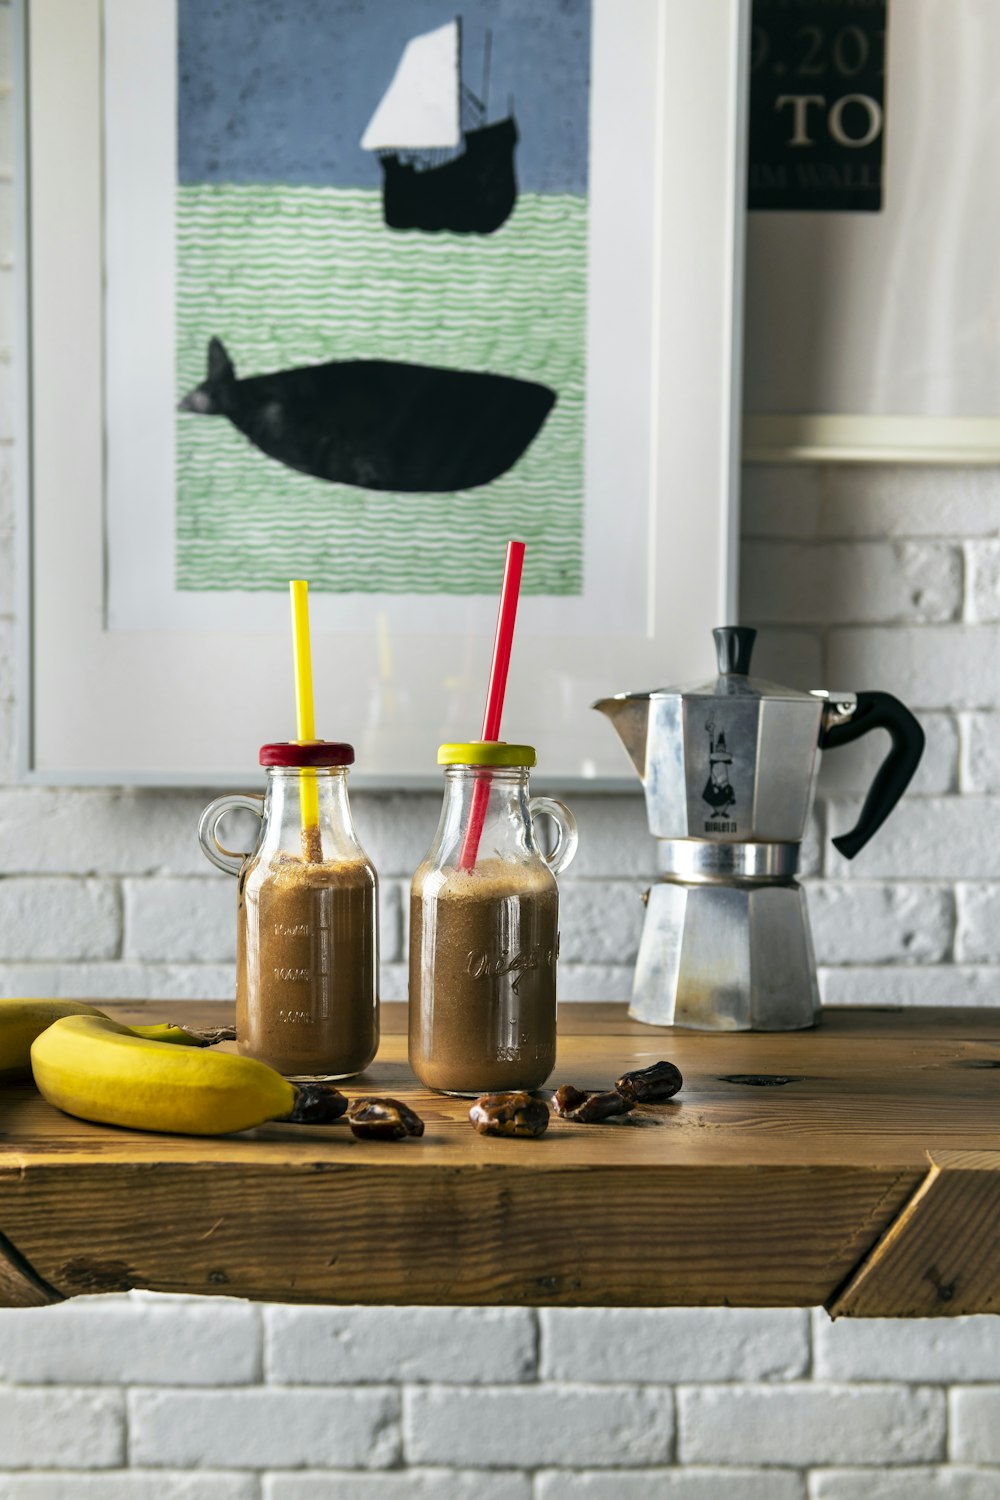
[0,998,213,1080]
[0,998,108,1078]
[30,1014,316,1136]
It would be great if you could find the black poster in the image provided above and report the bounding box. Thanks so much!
[748,0,888,212]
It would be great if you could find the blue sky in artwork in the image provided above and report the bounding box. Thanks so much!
[178,0,591,195]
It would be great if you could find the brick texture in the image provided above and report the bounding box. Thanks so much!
[404,1387,674,1468]
[678,1385,946,1466]
[128,1388,400,1469]
[265,1474,531,1500]
[0,1479,256,1500]
[961,712,1000,790]
[265,1307,535,1385]
[540,1308,809,1383]
[807,883,953,965]
[811,1472,1000,1500]
[537,1472,806,1500]
[814,1313,1000,1382]
[0,877,119,959]
[742,540,962,624]
[0,1389,125,1468]
[0,1297,260,1385]
[949,1388,1000,1462]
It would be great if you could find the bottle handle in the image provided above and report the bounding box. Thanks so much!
[197,794,265,877]
[529,797,579,877]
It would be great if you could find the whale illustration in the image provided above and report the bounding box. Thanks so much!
[179,338,556,493]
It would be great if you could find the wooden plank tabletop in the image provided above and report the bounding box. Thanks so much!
[1,1002,998,1316]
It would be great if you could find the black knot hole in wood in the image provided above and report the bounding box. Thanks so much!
[718,1074,806,1087]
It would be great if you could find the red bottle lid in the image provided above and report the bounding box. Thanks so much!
[259,742,355,767]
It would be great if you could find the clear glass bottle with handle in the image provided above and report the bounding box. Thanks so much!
[409,742,578,1096]
[198,741,378,1079]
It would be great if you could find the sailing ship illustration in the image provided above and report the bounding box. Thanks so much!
[179,338,555,493]
[361,18,518,235]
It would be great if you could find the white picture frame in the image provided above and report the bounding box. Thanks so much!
[743,0,1000,465]
[16,0,748,787]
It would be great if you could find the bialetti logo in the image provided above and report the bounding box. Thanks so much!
[703,716,737,833]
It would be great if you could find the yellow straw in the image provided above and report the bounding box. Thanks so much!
[289,580,321,858]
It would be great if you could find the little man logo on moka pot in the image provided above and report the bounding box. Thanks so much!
[703,719,737,831]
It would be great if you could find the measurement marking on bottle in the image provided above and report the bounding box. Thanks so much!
[273,966,311,983]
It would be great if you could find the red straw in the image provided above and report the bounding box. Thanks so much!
[458,540,526,871]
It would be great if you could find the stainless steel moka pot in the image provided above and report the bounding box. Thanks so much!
[593,627,925,1031]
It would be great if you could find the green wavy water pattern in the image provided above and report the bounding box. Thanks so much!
[176,186,587,594]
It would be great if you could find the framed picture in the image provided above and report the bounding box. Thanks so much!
[16,0,748,786]
[743,0,1000,464]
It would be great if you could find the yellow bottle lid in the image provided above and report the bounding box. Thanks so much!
[437,741,537,767]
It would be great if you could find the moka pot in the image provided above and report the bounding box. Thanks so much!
[593,627,925,1031]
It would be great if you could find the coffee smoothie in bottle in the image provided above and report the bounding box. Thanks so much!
[200,741,378,1079]
[409,743,577,1095]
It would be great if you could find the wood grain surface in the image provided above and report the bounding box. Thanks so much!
[830,1149,1000,1318]
[1,1003,998,1313]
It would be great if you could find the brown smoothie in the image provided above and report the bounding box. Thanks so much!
[237,852,378,1078]
[409,857,560,1094]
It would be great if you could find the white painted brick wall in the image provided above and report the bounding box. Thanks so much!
[741,540,963,624]
[5,7,1000,1493]
[677,1384,946,1466]
[128,1387,401,1469]
[539,1308,809,1383]
[961,713,1000,790]
[0,1297,260,1385]
[404,1386,674,1468]
[965,542,1000,622]
[955,883,1000,961]
[122,878,237,963]
[810,1470,1000,1500]
[0,1388,125,1467]
[264,1306,535,1384]
[265,1473,531,1500]
[814,1313,1000,1383]
[819,964,1000,1006]
[807,882,953,964]
[949,1389,1000,1464]
[827,626,1000,710]
[0,1477,257,1500]
[0,877,120,959]
[537,1471,807,1500]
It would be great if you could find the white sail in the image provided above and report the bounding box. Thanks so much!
[361,20,461,152]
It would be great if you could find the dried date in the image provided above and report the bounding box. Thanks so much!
[285,1082,349,1124]
[551,1083,590,1116]
[552,1084,634,1122]
[347,1096,425,1140]
[469,1091,549,1138]
[615,1060,683,1104]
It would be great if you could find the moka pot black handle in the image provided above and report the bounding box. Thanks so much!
[818,692,925,860]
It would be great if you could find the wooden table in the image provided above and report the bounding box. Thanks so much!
[1,1002,998,1317]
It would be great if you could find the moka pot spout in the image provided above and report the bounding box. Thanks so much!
[592,695,650,782]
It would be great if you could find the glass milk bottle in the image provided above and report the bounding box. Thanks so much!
[198,742,378,1079]
[409,742,578,1095]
